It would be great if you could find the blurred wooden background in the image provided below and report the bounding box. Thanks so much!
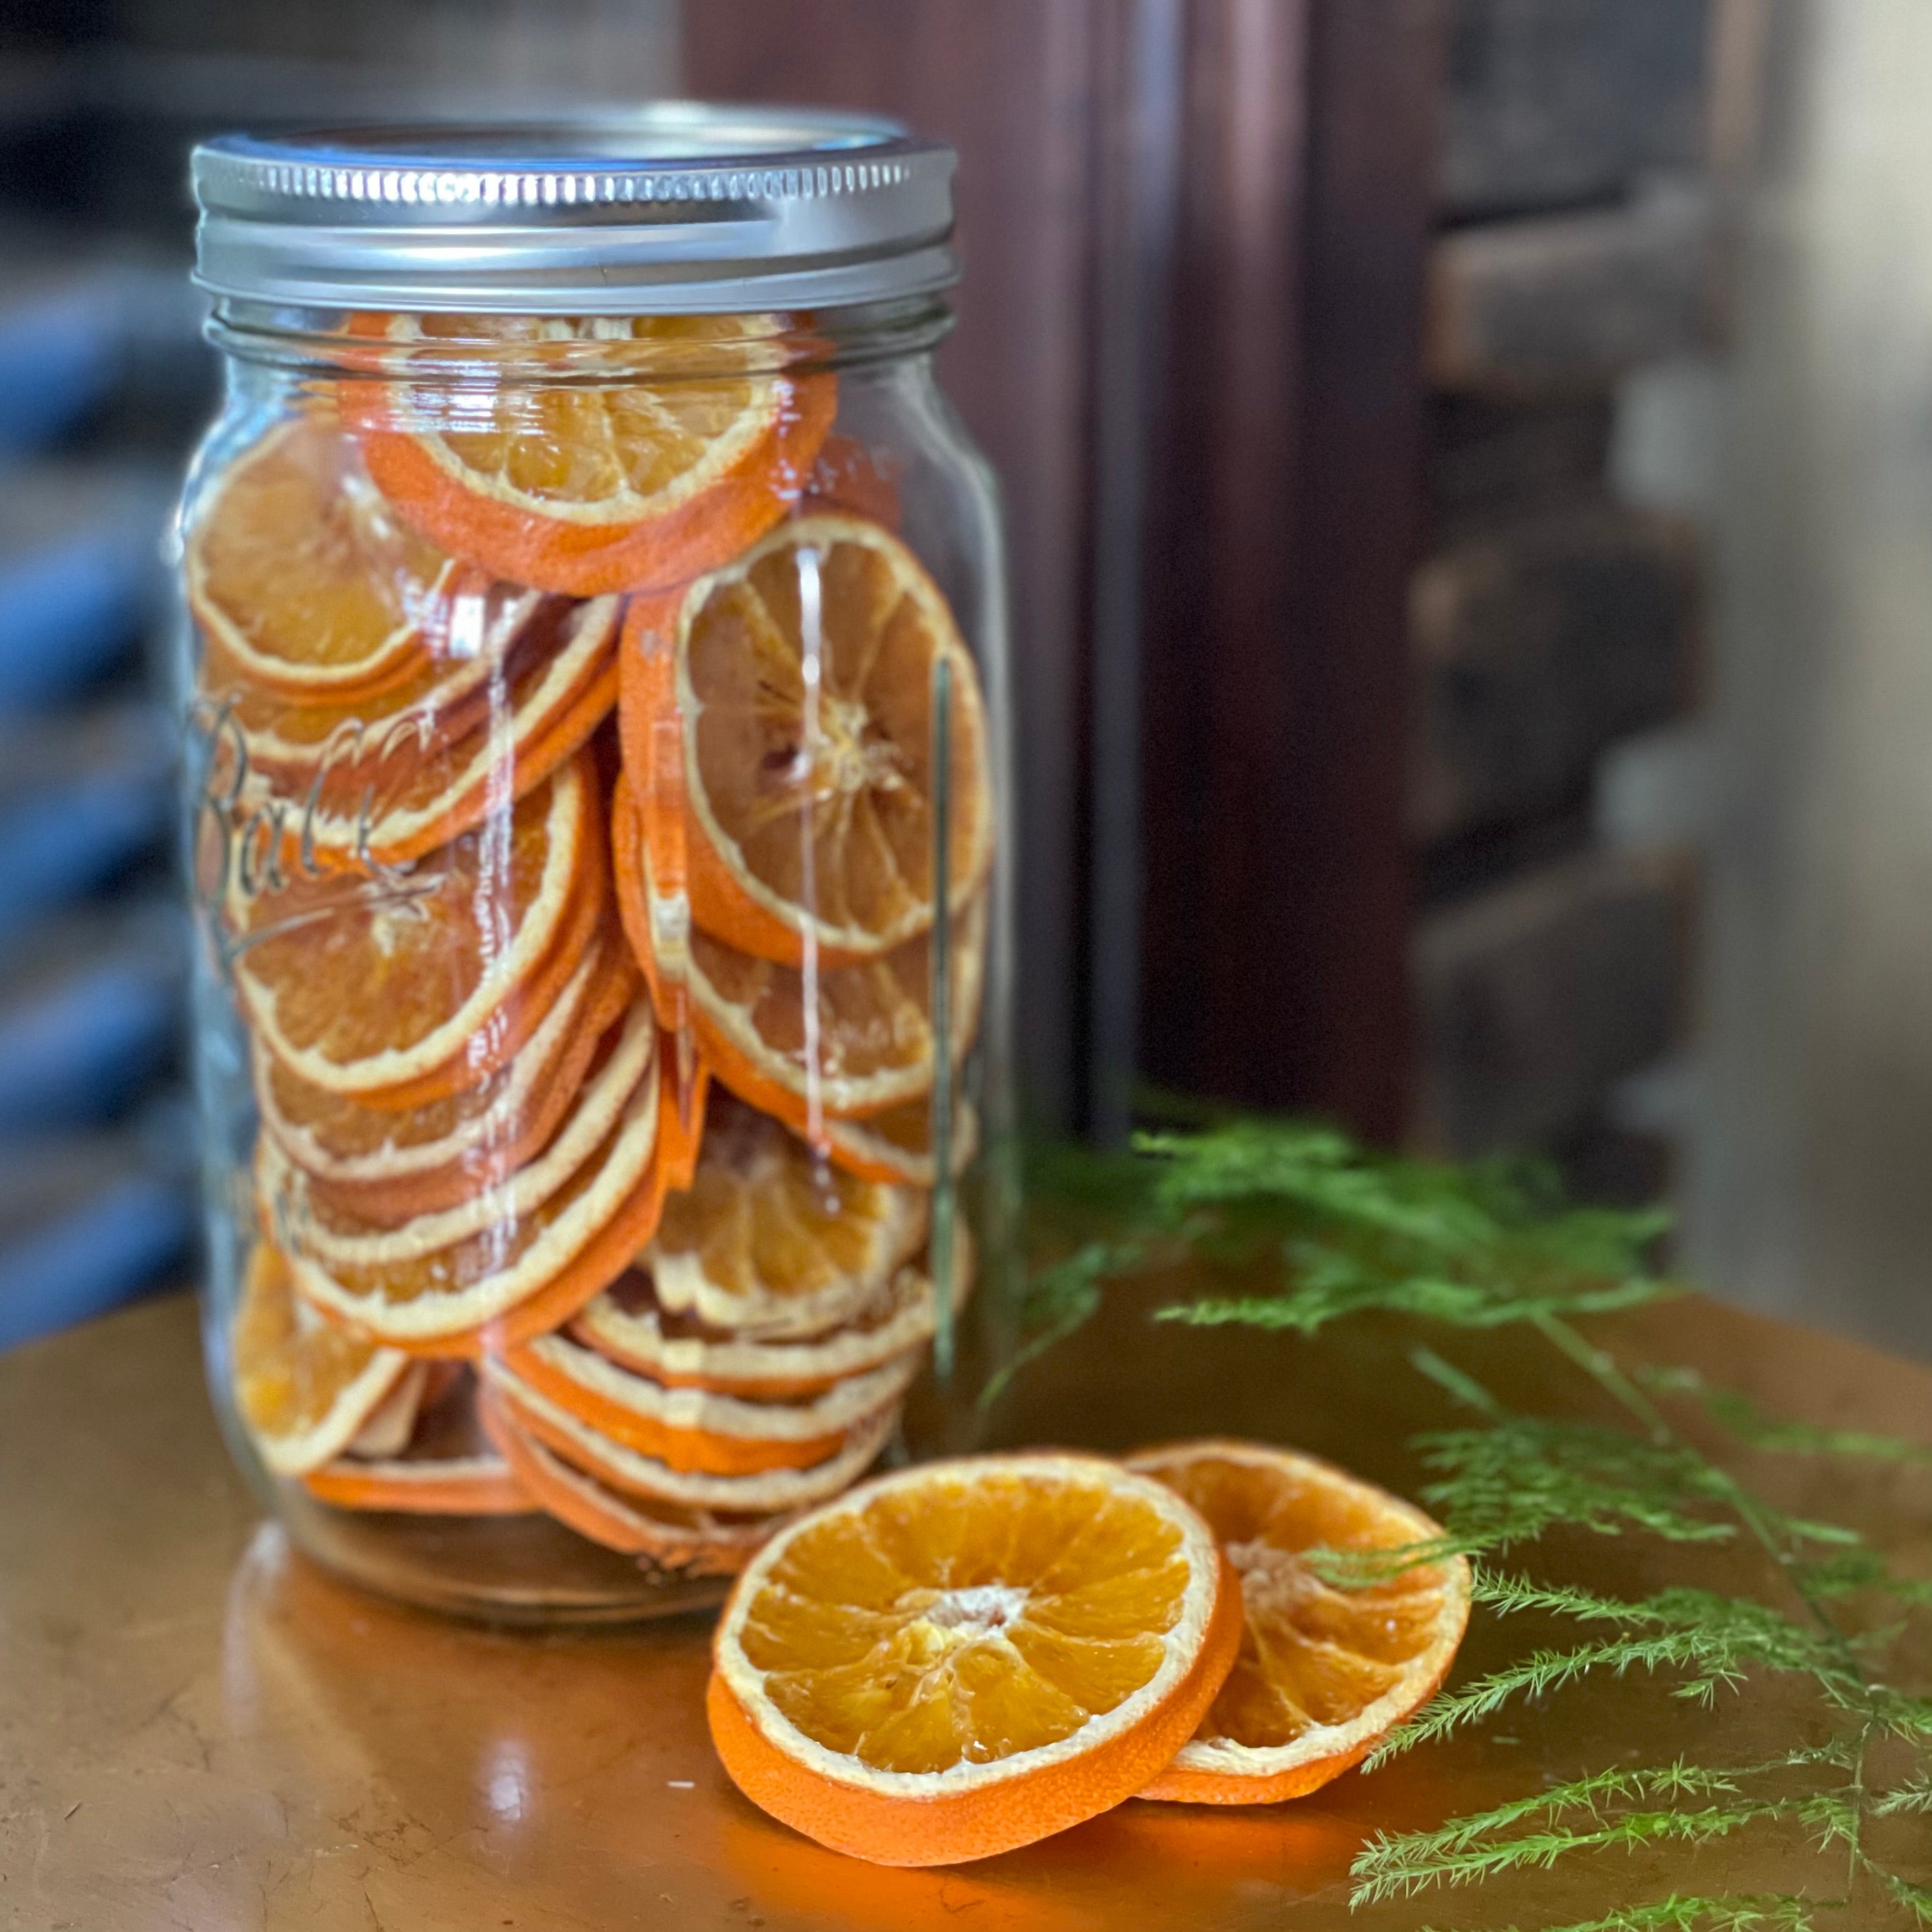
[0,0,1769,1341]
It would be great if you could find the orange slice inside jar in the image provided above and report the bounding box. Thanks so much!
[229,1237,409,1476]
[254,928,638,1226]
[477,1388,792,1574]
[344,312,837,597]
[271,1017,693,1355]
[186,414,458,704]
[229,750,603,1109]
[619,514,993,967]
[613,775,986,1128]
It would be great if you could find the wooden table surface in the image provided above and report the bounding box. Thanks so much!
[3,1283,1929,1931]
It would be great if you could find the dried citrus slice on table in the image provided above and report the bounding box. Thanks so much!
[489,1331,920,1476]
[1125,1439,1471,1804]
[614,779,986,1126]
[231,751,602,1108]
[477,1389,790,1573]
[273,1019,700,1354]
[186,414,457,703]
[229,1238,408,1476]
[706,1455,1244,1867]
[347,312,837,596]
[619,514,993,965]
[643,1090,927,1338]
[254,930,637,1224]
[572,1247,964,1398]
[303,1367,535,1515]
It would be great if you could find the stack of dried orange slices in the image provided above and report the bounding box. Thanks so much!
[193,310,993,1578]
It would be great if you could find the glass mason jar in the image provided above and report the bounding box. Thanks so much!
[176,112,1015,1621]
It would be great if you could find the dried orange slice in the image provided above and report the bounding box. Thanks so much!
[232,750,600,1108]
[620,514,993,965]
[256,929,637,1225]
[488,1333,920,1477]
[1125,1440,1471,1804]
[571,1250,957,1398]
[348,312,837,596]
[304,1368,535,1514]
[230,1238,408,1476]
[821,1095,980,1189]
[477,1389,786,1573]
[706,1455,1244,1868]
[614,777,986,1124]
[210,592,618,869]
[485,1368,896,1514]
[186,415,458,702]
[644,1090,927,1340]
[274,1015,680,1354]
[263,1002,656,1265]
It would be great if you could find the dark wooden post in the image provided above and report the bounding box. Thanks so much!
[685,0,1446,1143]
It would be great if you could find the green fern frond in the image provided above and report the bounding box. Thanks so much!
[1873,1775,1932,1816]
[1013,1115,1931,1926]
[1369,1583,1855,1766]
[1157,1260,1670,1336]
[1351,1802,1786,1904]
[1791,1550,1932,1607]
[1418,1418,1739,1551]
[980,1238,1136,1409]
[1455,1896,1821,1932]
[1651,1372,1932,1468]
[1883,1872,1932,1927]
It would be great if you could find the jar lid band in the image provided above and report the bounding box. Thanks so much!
[191,106,957,314]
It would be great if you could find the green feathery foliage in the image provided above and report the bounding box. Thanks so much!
[1011,1117,1932,1931]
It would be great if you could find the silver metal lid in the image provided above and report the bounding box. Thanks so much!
[191,104,956,314]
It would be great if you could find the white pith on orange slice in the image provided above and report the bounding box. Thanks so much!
[619,514,994,965]
[482,1366,896,1514]
[303,1367,535,1515]
[231,750,600,1107]
[262,1003,656,1267]
[345,312,837,597]
[1126,1439,1471,1804]
[210,591,618,869]
[571,1250,958,1399]
[644,1090,927,1340]
[229,1238,408,1476]
[490,1330,921,1477]
[818,1094,980,1190]
[706,1454,1243,1868]
[254,929,637,1224]
[477,1388,791,1573]
[272,1020,673,1353]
